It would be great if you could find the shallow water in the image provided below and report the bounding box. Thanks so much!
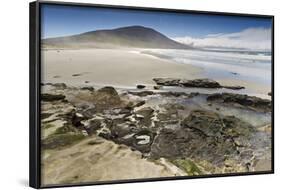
[129,92,271,127]
[141,49,272,86]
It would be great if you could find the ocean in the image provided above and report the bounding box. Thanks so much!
[141,48,272,86]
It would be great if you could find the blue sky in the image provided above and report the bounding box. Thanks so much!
[41,4,272,40]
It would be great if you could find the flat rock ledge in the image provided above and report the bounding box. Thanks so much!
[207,93,271,112]
[153,78,245,90]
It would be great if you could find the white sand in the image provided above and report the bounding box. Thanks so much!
[42,49,202,87]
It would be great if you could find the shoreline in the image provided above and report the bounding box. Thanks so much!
[42,48,271,99]
[42,48,202,87]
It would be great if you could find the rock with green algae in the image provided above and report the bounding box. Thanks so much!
[172,159,203,175]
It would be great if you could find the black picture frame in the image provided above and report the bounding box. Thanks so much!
[29,1,274,188]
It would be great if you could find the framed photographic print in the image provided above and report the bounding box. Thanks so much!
[29,1,274,188]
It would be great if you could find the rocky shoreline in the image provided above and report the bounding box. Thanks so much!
[41,79,272,183]
[153,78,245,90]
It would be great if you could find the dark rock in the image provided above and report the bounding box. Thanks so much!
[189,92,200,97]
[72,73,82,77]
[41,113,53,120]
[85,81,90,83]
[153,85,162,90]
[230,72,238,75]
[115,128,155,153]
[72,113,85,128]
[207,93,271,112]
[268,92,272,96]
[111,123,133,138]
[135,107,154,118]
[123,100,146,113]
[153,78,181,86]
[135,107,154,126]
[153,78,244,90]
[132,129,156,153]
[79,107,96,119]
[153,77,222,88]
[223,85,245,90]
[52,83,67,89]
[97,86,118,96]
[180,78,222,88]
[113,107,132,115]
[181,110,224,137]
[93,86,121,110]
[41,93,66,102]
[132,100,146,108]
[151,109,255,166]
[157,112,179,125]
[81,86,95,91]
[136,84,146,89]
[222,116,256,137]
[158,91,188,97]
[86,119,103,135]
[128,91,154,97]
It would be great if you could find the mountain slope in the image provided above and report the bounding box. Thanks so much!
[43,25,190,49]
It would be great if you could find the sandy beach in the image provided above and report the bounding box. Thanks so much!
[42,48,201,87]
[42,48,270,99]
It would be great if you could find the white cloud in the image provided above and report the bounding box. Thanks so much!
[173,27,271,51]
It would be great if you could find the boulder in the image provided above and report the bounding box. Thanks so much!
[96,86,118,96]
[93,86,122,110]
